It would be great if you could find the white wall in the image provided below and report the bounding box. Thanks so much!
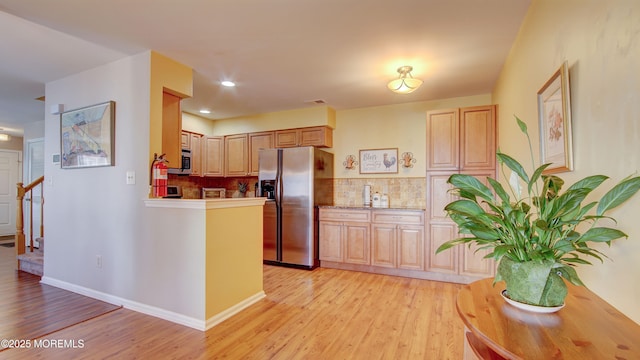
[493,0,640,322]
[42,52,205,321]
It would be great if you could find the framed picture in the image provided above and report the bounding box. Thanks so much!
[359,148,398,174]
[60,101,115,169]
[537,61,573,174]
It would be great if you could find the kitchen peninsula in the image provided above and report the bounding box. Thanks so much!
[144,197,266,330]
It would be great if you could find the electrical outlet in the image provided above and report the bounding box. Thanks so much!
[96,255,102,268]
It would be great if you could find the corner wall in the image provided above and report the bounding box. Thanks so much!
[493,0,640,322]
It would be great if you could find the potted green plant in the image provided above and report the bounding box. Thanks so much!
[437,117,640,308]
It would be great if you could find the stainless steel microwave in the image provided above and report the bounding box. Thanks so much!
[168,149,192,175]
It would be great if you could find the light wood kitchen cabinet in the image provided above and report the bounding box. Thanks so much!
[189,132,203,177]
[426,105,496,171]
[425,105,497,283]
[371,210,424,271]
[181,131,190,148]
[319,209,371,265]
[181,130,204,177]
[225,134,249,176]
[460,106,496,170]
[320,208,424,271]
[275,126,333,148]
[425,171,496,277]
[203,136,224,177]
[249,131,275,176]
[426,109,459,171]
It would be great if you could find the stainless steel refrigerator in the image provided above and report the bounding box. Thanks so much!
[258,147,333,269]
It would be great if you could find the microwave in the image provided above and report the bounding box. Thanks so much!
[168,149,192,175]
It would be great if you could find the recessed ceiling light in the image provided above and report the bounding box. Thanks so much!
[199,109,211,114]
[221,80,236,87]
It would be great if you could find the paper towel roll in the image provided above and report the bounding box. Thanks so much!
[363,185,371,206]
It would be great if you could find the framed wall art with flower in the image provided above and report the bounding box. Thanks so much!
[537,61,573,174]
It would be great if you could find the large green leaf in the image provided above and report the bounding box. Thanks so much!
[497,153,529,183]
[577,227,628,243]
[597,176,640,215]
[487,177,510,205]
[568,175,608,192]
[528,163,553,194]
[448,174,494,202]
[445,199,487,217]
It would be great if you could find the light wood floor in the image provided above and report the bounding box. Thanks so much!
[1,246,465,359]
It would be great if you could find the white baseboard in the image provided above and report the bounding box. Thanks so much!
[205,291,266,330]
[40,276,265,331]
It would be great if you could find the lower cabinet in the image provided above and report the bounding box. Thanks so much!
[319,209,371,265]
[319,207,492,283]
[319,208,424,272]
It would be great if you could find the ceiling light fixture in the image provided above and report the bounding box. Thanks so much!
[221,80,236,87]
[199,109,211,114]
[387,66,423,94]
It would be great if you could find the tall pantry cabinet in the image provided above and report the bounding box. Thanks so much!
[425,105,497,282]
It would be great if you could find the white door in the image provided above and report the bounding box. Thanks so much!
[25,139,44,243]
[0,150,21,236]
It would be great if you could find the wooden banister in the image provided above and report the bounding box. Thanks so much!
[16,176,45,267]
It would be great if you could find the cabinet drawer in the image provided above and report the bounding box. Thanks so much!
[319,209,370,222]
[371,210,424,225]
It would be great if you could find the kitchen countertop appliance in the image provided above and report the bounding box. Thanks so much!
[202,187,226,199]
[258,146,333,269]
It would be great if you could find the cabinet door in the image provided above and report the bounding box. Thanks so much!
[460,105,496,170]
[398,225,424,270]
[319,221,344,262]
[299,127,333,148]
[458,170,496,277]
[189,133,203,177]
[344,222,370,265]
[225,134,249,176]
[371,224,396,268]
[274,130,298,148]
[181,131,190,148]
[426,222,458,273]
[249,132,274,176]
[203,136,224,177]
[426,109,459,170]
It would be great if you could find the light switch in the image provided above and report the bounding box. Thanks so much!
[126,171,135,185]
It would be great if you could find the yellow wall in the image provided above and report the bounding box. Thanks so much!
[149,51,193,163]
[493,0,640,322]
[183,112,216,135]
[333,94,492,179]
[205,205,263,318]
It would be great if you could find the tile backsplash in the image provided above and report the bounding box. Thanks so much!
[333,177,426,209]
[170,174,426,208]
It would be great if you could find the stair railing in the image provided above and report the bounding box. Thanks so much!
[15,176,44,260]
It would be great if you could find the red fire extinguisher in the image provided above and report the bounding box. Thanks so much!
[151,153,168,198]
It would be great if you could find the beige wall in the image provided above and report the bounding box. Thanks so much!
[333,94,491,179]
[493,0,640,322]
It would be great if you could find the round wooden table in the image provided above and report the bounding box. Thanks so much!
[457,278,640,359]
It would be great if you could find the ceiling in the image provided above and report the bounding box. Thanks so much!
[0,0,531,136]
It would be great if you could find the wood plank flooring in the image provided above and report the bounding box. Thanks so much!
[0,247,121,347]
[1,246,465,359]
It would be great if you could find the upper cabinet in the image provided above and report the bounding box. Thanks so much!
[426,105,496,171]
[249,131,275,176]
[203,136,224,177]
[275,126,333,148]
[225,134,249,177]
